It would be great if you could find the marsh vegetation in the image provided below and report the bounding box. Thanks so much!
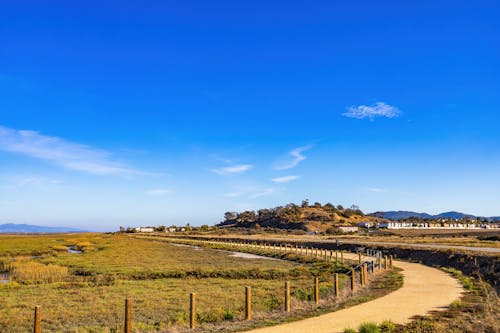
[0,233,356,332]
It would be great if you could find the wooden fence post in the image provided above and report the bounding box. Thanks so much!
[341,250,344,263]
[285,281,291,312]
[384,256,388,270]
[350,269,355,291]
[389,255,393,268]
[334,273,339,297]
[190,293,196,329]
[314,277,319,305]
[360,267,364,287]
[358,252,362,264]
[124,299,132,333]
[245,286,252,320]
[33,306,41,333]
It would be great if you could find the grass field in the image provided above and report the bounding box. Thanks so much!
[0,233,352,332]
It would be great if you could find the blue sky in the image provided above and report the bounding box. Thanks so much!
[1,1,499,230]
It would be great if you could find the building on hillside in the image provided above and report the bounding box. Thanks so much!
[337,225,359,233]
[134,227,155,233]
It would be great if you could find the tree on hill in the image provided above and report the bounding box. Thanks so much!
[224,212,237,221]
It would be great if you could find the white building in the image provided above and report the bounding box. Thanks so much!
[134,227,155,233]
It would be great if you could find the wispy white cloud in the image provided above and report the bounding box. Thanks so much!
[224,192,243,198]
[368,187,389,193]
[146,188,170,196]
[250,188,275,198]
[224,184,278,199]
[343,102,400,120]
[0,125,148,176]
[211,164,253,175]
[273,146,311,170]
[272,175,300,183]
[16,176,63,187]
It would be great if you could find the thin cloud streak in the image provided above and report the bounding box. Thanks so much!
[211,164,253,175]
[368,187,389,193]
[146,189,171,196]
[343,102,400,120]
[274,146,311,170]
[0,125,148,176]
[272,175,300,183]
[224,192,243,197]
[250,188,275,198]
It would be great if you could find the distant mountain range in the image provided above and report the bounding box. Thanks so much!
[0,223,87,233]
[369,211,500,222]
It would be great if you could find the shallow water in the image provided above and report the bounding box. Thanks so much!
[228,252,281,261]
[0,273,9,283]
[169,243,203,250]
[67,246,83,254]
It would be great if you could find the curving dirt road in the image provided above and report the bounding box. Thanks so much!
[243,259,463,333]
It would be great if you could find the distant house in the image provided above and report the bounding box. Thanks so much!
[337,225,359,233]
[134,227,155,233]
[357,222,376,228]
[385,221,428,229]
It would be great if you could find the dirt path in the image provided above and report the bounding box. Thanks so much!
[243,259,463,333]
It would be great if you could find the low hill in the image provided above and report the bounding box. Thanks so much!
[218,201,386,232]
[0,223,87,233]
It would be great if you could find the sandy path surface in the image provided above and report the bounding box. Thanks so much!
[243,259,463,333]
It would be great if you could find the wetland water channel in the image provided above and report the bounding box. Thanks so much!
[169,242,282,261]
[0,272,9,283]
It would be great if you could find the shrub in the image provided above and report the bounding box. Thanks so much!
[359,322,380,333]
[292,288,310,301]
[379,320,396,332]
[262,294,281,311]
[344,329,357,333]
[223,309,235,320]
[461,277,474,290]
[449,300,465,310]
